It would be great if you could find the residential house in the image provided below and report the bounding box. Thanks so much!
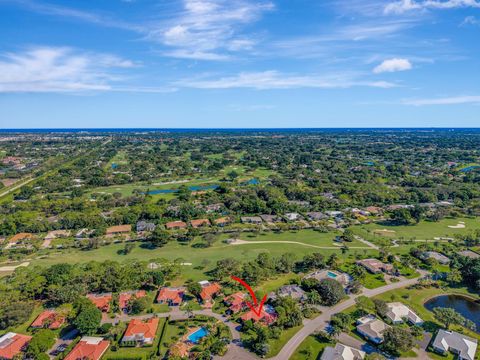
[87,293,112,312]
[75,228,94,239]
[9,233,32,244]
[241,216,263,225]
[306,212,328,221]
[190,219,210,228]
[121,318,159,345]
[356,315,389,344]
[64,337,110,360]
[198,281,221,306]
[31,310,65,329]
[284,213,301,221]
[321,343,365,360]
[325,211,344,219]
[241,305,277,325]
[423,251,450,265]
[214,217,231,227]
[356,259,394,274]
[224,292,247,314]
[44,230,71,241]
[385,302,423,325]
[364,206,383,215]
[305,270,352,287]
[119,290,147,312]
[136,221,156,232]
[205,203,223,213]
[165,221,187,230]
[0,333,32,359]
[431,330,478,360]
[260,214,282,223]
[270,285,307,302]
[458,250,480,259]
[157,287,185,306]
[105,225,131,236]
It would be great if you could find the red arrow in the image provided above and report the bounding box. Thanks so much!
[231,275,267,317]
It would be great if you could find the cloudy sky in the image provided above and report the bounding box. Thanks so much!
[0,0,479,128]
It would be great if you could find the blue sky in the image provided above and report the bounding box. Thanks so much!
[0,0,479,128]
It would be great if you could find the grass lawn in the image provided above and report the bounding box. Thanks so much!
[267,324,304,358]
[339,263,387,289]
[255,273,300,295]
[30,230,379,284]
[354,217,480,243]
[237,229,367,248]
[6,305,44,335]
[290,335,333,360]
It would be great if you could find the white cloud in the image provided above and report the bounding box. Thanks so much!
[461,15,480,26]
[373,58,412,73]
[385,0,480,14]
[404,95,480,105]
[0,47,142,93]
[177,70,397,89]
[150,0,274,60]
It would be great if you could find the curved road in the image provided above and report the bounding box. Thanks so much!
[270,271,427,360]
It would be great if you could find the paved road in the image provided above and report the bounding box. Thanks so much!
[271,272,427,360]
[0,176,35,198]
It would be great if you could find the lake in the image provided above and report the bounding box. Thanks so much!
[424,294,480,331]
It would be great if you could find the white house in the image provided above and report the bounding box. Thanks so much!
[356,315,389,344]
[385,302,423,325]
[321,343,365,360]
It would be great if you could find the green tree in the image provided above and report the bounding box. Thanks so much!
[381,327,416,355]
[317,279,345,306]
[433,307,466,329]
[26,329,55,358]
[149,228,171,247]
[73,301,102,335]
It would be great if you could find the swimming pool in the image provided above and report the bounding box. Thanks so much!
[327,271,338,278]
[187,328,208,344]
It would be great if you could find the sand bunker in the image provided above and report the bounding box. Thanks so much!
[448,222,466,229]
[374,229,396,234]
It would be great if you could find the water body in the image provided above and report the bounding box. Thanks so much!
[424,295,480,331]
[460,165,480,173]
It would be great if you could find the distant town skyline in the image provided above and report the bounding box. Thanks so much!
[0,0,479,128]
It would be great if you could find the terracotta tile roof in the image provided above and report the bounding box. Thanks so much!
[119,290,146,310]
[157,287,185,305]
[241,306,277,325]
[0,333,32,359]
[87,293,112,312]
[105,225,131,234]
[200,282,221,301]
[225,292,247,313]
[214,217,230,225]
[9,233,32,243]
[190,219,211,228]
[123,318,159,340]
[165,221,187,229]
[31,310,65,329]
[64,337,109,360]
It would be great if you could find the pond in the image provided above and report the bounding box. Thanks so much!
[424,295,480,331]
[460,165,480,173]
